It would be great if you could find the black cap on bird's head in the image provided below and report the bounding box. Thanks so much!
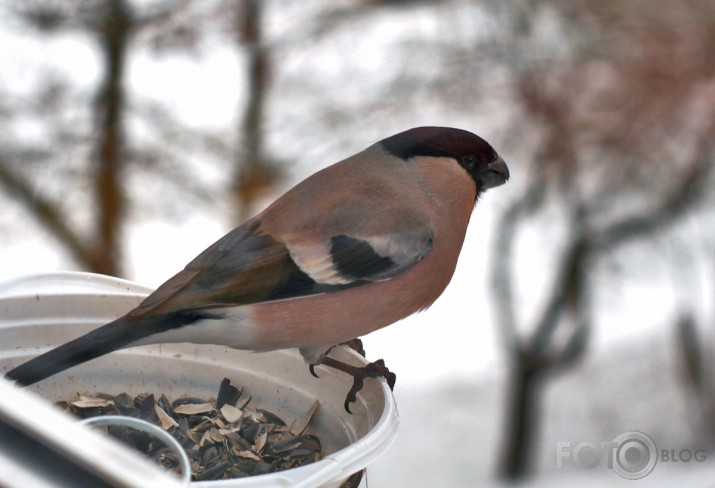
[380,126,510,193]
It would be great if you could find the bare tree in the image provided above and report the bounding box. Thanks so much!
[0,0,190,276]
[489,0,715,480]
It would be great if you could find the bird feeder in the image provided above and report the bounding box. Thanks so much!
[0,272,398,487]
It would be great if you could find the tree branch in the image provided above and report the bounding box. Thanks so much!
[232,0,280,223]
[592,145,713,253]
[526,197,591,365]
[0,160,89,267]
[491,164,549,355]
[526,143,713,367]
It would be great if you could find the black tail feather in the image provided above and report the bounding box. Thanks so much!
[4,310,208,387]
[4,316,141,386]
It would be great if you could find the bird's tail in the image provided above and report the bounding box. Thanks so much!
[5,309,211,386]
[5,315,145,387]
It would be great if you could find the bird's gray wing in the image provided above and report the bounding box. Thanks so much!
[132,217,434,317]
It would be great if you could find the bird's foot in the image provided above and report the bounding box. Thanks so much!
[309,356,396,413]
[340,338,366,357]
[308,338,365,378]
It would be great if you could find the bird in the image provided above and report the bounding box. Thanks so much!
[5,126,509,411]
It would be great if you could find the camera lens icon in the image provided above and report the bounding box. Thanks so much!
[611,431,657,480]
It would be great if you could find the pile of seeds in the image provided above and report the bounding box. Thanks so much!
[58,378,322,481]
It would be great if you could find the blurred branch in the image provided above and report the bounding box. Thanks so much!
[268,0,429,49]
[592,144,714,253]
[674,311,715,446]
[491,165,548,355]
[132,98,235,162]
[495,1,715,476]
[132,0,190,28]
[677,312,706,393]
[0,159,88,266]
[232,0,281,222]
[498,138,711,436]
[3,0,195,276]
[497,131,713,482]
[528,215,590,365]
[10,0,189,33]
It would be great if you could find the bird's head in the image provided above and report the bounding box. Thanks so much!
[380,126,509,195]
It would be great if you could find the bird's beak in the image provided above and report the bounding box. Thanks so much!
[482,156,510,190]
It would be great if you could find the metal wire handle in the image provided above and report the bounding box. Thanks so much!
[80,415,191,486]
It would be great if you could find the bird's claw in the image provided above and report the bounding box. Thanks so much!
[365,359,396,390]
[309,339,364,377]
[343,359,396,413]
[340,338,366,358]
[309,356,396,413]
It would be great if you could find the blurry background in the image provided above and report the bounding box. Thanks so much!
[1,0,715,486]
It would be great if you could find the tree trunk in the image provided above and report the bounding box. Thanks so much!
[499,360,543,482]
[90,0,131,276]
[233,0,268,223]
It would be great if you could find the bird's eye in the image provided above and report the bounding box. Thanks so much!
[462,155,476,170]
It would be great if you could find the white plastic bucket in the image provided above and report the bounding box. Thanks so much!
[0,272,399,487]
